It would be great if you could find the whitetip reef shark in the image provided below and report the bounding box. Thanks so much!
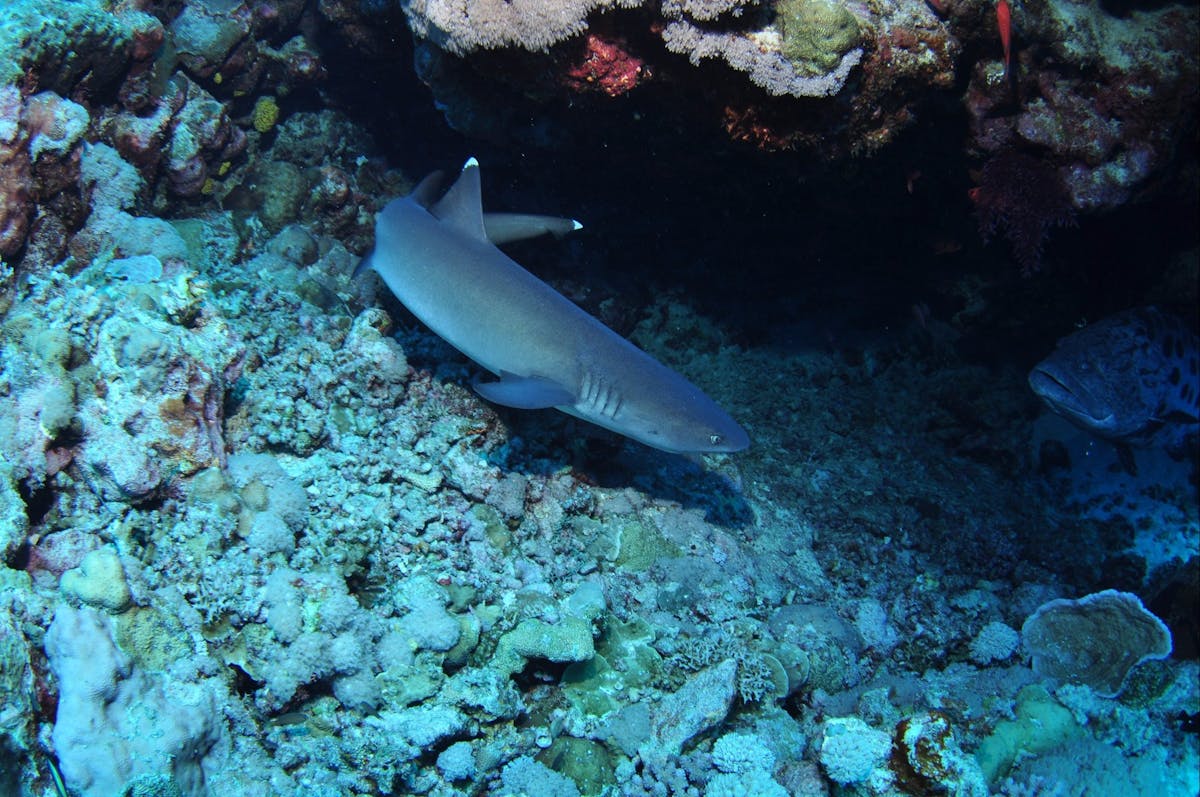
[355,157,749,455]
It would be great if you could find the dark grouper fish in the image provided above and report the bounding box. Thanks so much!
[1029,307,1199,454]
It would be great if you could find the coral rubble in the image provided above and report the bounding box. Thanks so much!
[0,0,1196,796]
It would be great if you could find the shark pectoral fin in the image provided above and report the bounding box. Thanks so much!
[473,372,575,409]
[483,213,584,245]
[352,249,376,279]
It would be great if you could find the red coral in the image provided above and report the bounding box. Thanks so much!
[970,150,1076,273]
[562,33,645,97]
[722,104,804,152]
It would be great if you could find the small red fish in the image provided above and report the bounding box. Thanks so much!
[996,0,1013,71]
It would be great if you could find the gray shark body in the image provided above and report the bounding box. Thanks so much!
[357,158,748,455]
[1029,307,1199,452]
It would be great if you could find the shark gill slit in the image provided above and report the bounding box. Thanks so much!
[580,369,595,408]
[581,369,621,420]
[602,388,623,420]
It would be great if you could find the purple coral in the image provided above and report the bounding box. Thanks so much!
[971,150,1076,273]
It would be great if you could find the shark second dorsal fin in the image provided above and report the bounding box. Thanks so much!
[483,213,583,244]
[431,157,488,242]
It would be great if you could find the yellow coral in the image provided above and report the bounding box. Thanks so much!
[777,0,861,76]
[252,96,280,134]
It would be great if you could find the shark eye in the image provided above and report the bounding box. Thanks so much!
[709,434,723,446]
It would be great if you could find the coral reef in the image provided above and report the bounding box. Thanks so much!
[371,0,1196,228]
[777,0,862,76]
[399,0,642,54]
[375,0,956,152]
[0,0,1195,795]
[45,604,224,797]
[1022,589,1174,697]
[656,0,870,99]
[561,32,647,96]
[971,150,1077,273]
[960,0,1198,268]
[0,1,162,263]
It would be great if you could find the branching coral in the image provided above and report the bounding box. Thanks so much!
[400,0,641,54]
[661,19,862,98]
[661,0,758,21]
[659,0,865,98]
[399,0,864,98]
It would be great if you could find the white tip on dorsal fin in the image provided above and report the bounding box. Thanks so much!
[430,157,488,242]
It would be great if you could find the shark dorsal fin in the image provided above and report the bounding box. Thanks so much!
[431,157,488,242]
[408,170,445,208]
